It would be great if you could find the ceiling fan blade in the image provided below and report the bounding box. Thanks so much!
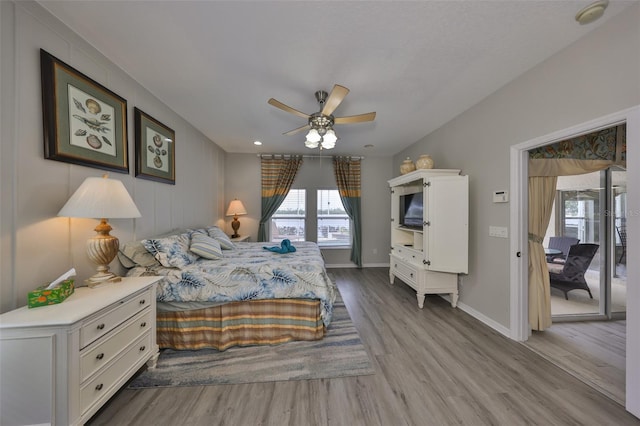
[334,112,376,124]
[321,84,350,116]
[268,98,310,119]
[283,124,311,136]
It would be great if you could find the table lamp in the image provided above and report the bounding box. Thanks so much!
[226,198,247,238]
[58,174,141,287]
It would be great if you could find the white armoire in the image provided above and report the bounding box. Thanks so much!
[388,169,469,308]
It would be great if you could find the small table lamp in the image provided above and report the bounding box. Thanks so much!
[58,174,141,287]
[226,199,247,238]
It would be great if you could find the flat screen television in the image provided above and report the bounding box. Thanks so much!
[399,192,423,229]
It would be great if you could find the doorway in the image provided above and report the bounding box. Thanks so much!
[508,105,639,416]
[526,167,628,405]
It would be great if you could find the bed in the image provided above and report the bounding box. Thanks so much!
[119,226,336,351]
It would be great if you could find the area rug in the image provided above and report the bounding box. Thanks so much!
[128,290,374,388]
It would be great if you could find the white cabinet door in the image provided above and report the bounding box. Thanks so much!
[425,175,469,273]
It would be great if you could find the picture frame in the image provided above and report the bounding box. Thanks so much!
[40,49,129,173]
[134,108,176,185]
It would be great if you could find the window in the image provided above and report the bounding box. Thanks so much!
[271,189,306,243]
[317,189,351,247]
[270,188,351,247]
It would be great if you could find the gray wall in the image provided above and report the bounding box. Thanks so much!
[0,1,226,312]
[224,153,392,267]
[394,4,640,329]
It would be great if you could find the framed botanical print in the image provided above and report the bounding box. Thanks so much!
[134,108,175,184]
[40,49,129,173]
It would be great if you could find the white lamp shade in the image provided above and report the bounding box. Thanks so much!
[321,140,335,149]
[305,139,319,148]
[226,199,247,216]
[306,129,321,143]
[57,176,141,219]
[323,129,337,144]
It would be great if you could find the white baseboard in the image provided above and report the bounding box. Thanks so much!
[439,294,511,338]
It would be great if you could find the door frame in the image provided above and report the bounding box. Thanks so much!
[509,105,639,416]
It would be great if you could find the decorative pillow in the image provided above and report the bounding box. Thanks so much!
[189,233,223,260]
[206,226,235,250]
[118,240,161,268]
[141,233,199,268]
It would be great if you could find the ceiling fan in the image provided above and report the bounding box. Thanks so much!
[268,84,376,149]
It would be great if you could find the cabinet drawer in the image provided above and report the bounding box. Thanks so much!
[392,258,418,285]
[393,246,421,262]
[80,308,152,381]
[81,332,152,415]
[80,288,152,348]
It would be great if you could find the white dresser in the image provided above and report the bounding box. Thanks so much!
[0,276,160,426]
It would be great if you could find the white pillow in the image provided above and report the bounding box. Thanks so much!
[189,233,223,260]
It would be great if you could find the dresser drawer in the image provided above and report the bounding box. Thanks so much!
[393,246,421,262]
[80,288,153,348]
[80,308,152,381]
[80,332,152,415]
[392,257,418,286]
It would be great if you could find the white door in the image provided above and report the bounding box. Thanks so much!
[425,175,469,273]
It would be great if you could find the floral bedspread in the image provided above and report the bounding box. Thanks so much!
[127,241,337,326]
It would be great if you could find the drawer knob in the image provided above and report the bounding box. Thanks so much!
[139,345,146,352]
[96,353,104,360]
[96,323,105,330]
[95,383,103,391]
[139,299,146,305]
[140,322,147,327]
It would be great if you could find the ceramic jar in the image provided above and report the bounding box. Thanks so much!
[400,157,416,175]
[416,154,434,170]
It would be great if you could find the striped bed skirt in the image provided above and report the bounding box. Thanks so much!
[156,298,325,351]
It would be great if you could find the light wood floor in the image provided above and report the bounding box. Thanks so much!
[524,320,626,405]
[88,268,639,426]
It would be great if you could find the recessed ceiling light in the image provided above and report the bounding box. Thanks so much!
[253,141,262,146]
[575,0,609,25]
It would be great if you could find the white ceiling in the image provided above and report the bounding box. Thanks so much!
[39,1,638,157]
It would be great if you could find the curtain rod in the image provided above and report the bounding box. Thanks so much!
[257,154,364,160]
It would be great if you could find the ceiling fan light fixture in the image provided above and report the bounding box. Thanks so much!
[321,138,336,150]
[306,128,321,143]
[305,139,319,148]
[269,84,376,150]
[323,129,337,144]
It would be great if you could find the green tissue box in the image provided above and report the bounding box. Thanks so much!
[27,279,74,308]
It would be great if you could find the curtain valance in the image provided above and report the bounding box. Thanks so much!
[528,124,626,176]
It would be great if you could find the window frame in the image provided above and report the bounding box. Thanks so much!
[316,188,352,248]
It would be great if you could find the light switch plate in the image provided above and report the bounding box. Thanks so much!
[489,226,508,238]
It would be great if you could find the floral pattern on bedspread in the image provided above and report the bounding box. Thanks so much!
[127,241,337,326]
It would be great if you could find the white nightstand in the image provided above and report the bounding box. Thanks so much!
[0,276,160,426]
[231,235,250,242]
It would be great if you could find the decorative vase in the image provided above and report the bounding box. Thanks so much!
[400,157,416,175]
[415,154,434,170]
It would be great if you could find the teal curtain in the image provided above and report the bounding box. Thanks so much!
[333,157,362,268]
[258,156,303,242]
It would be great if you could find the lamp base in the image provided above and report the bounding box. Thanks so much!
[86,218,121,288]
[231,216,241,239]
